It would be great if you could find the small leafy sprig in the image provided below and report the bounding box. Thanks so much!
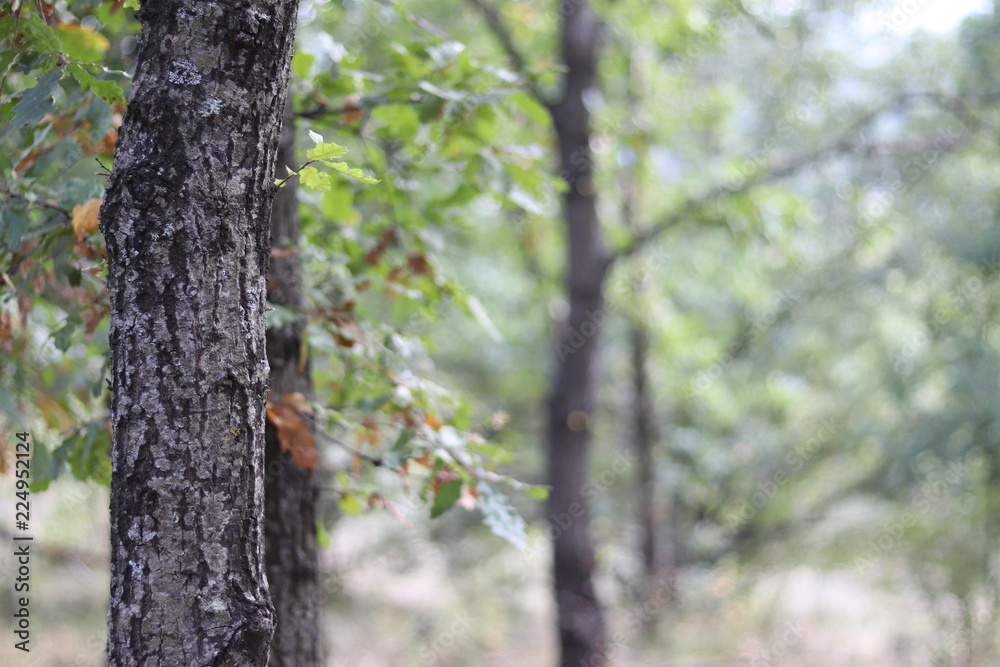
[275,130,380,190]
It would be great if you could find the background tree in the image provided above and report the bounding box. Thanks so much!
[263,105,324,666]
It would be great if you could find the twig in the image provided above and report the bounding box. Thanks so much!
[295,93,427,120]
[300,412,400,472]
[0,4,24,103]
[466,0,549,106]
[729,0,777,41]
[377,0,450,41]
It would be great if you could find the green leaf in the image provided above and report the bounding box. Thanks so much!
[5,68,62,137]
[452,399,472,431]
[509,92,550,125]
[68,421,111,483]
[382,429,416,468]
[430,183,479,209]
[0,47,24,82]
[325,160,380,185]
[21,14,61,54]
[371,104,420,143]
[53,313,82,352]
[29,442,53,493]
[0,204,31,253]
[307,130,349,160]
[504,161,546,195]
[316,518,331,549]
[478,485,527,550]
[430,478,463,518]
[67,64,125,104]
[30,420,111,490]
[524,485,550,501]
[292,51,316,80]
[299,166,332,191]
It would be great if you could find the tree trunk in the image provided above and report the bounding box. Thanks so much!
[100,2,298,664]
[264,108,325,666]
[630,323,661,625]
[546,1,608,664]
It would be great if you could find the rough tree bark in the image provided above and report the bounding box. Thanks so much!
[546,0,609,664]
[263,108,324,666]
[99,1,299,664]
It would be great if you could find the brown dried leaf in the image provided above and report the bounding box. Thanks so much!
[265,398,318,469]
[424,412,445,430]
[71,198,103,240]
[360,416,380,447]
[40,2,57,26]
[342,93,362,124]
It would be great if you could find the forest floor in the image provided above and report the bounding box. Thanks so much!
[0,480,990,666]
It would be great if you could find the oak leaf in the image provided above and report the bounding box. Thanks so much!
[265,393,317,469]
[71,198,102,240]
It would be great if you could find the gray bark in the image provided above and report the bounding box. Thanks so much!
[546,0,609,664]
[264,108,325,667]
[100,1,299,664]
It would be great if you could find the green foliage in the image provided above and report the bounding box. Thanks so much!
[277,130,379,189]
[0,0,554,550]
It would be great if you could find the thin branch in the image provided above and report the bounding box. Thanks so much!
[608,93,974,265]
[0,187,72,221]
[377,0,450,41]
[908,90,1000,135]
[295,93,426,120]
[729,0,777,41]
[301,412,399,471]
[466,0,549,106]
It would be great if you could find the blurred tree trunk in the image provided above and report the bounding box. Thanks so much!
[546,0,609,664]
[617,46,662,615]
[264,108,325,666]
[630,323,659,603]
[101,1,298,664]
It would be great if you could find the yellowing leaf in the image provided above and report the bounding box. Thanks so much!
[55,22,110,63]
[71,198,102,240]
[338,493,364,516]
[424,412,445,430]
